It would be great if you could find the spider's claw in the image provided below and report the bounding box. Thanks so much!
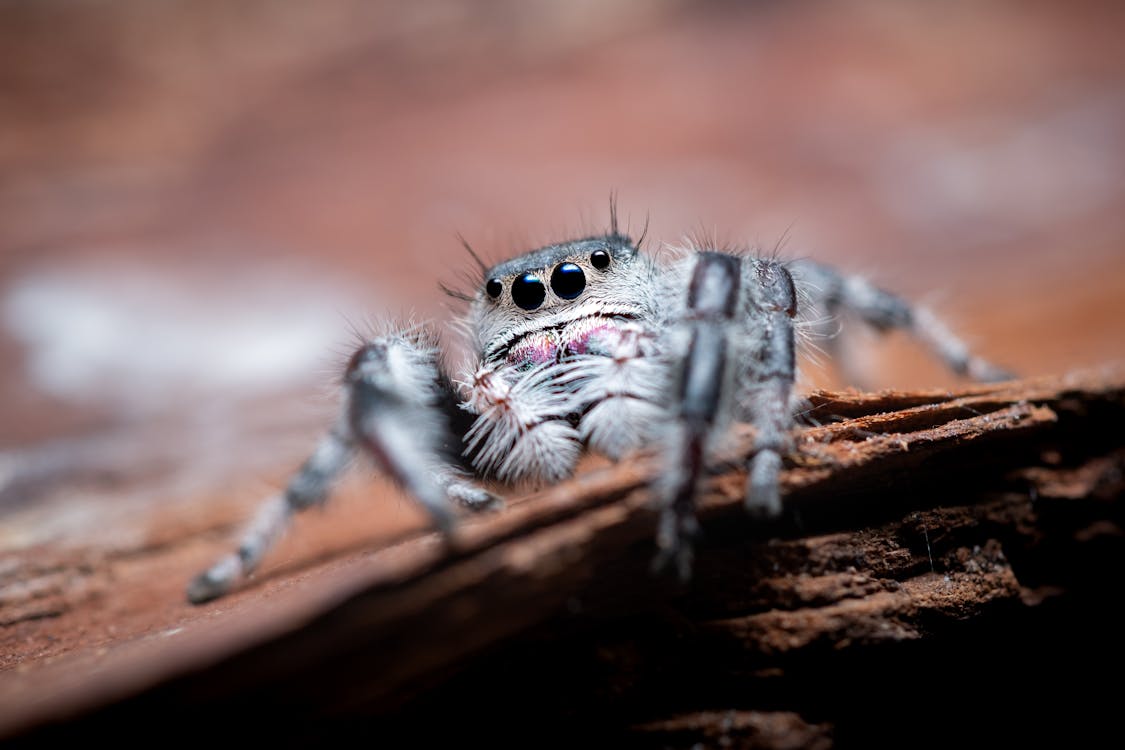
[651,543,695,583]
[186,554,241,604]
[745,449,783,519]
[453,485,504,513]
[439,472,504,513]
[968,358,1017,383]
[652,507,699,581]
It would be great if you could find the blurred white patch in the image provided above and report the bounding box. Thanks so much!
[875,94,1125,241]
[4,265,364,414]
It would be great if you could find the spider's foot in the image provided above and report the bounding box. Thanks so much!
[652,507,700,582]
[745,450,783,519]
[448,483,504,513]
[968,358,1017,383]
[186,554,242,605]
[437,469,504,514]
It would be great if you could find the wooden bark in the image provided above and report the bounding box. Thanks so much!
[1,370,1123,747]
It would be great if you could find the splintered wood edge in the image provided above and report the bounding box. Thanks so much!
[0,368,1122,737]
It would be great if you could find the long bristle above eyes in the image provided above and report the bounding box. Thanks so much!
[457,233,488,274]
[439,283,474,303]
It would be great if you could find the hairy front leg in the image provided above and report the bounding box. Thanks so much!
[741,258,799,519]
[653,251,744,579]
[187,329,491,604]
[651,252,800,580]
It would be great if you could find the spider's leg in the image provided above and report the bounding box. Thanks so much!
[653,252,750,579]
[803,297,870,389]
[741,257,799,519]
[793,260,1013,382]
[187,423,354,604]
[434,466,502,512]
[187,331,494,604]
[345,338,460,532]
[348,339,501,518]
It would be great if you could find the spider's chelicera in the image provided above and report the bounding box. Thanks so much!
[187,211,1011,603]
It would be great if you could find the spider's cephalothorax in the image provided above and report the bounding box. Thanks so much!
[460,232,667,484]
[470,233,655,367]
[187,224,1012,603]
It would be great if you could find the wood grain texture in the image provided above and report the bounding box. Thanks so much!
[2,370,1122,746]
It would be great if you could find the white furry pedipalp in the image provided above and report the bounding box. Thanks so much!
[556,324,669,459]
[460,362,582,483]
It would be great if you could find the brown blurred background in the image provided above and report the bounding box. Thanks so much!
[1,0,1124,684]
[4,0,1124,443]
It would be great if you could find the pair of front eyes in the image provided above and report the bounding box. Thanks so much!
[485,249,611,311]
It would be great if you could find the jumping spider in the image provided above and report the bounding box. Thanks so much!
[187,214,1010,603]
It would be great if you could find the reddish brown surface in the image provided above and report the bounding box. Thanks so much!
[1,1,1124,744]
[1,371,1121,745]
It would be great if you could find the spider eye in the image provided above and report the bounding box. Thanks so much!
[550,263,586,300]
[590,250,611,270]
[511,273,546,310]
[485,278,502,299]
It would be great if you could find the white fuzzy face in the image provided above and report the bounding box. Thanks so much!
[468,234,658,368]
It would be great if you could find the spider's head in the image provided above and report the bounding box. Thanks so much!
[469,233,655,363]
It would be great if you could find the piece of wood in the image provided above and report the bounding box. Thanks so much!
[1,370,1123,747]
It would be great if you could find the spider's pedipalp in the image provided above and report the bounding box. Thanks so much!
[565,325,666,459]
[461,362,582,483]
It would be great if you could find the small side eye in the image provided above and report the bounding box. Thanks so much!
[486,278,503,299]
[590,250,611,270]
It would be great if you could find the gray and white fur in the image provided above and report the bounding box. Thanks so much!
[188,219,1012,603]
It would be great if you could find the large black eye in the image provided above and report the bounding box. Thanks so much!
[485,278,502,299]
[590,250,611,270]
[511,273,546,310]
[550,263,586,299]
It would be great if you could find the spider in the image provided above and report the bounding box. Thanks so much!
[187,212,1011,603]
